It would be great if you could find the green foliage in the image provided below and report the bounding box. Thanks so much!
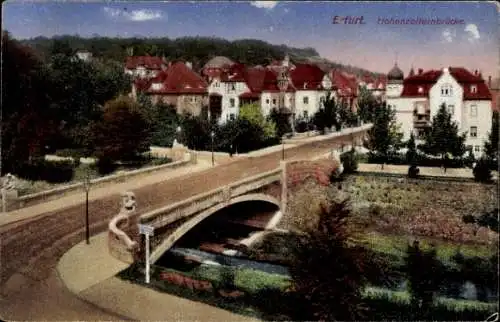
[473,158,493,183]
[181,113,213,150]
[312,92,340,132]
[138,95,180,147]
[357,87,378,123]
[238,103,276,140]
[484,111,499,162]
[420,103,467,160]
[341,149,359,174]
[404,240,445,317]
[289,199,381,321]
[406,133,418,165]
[269,108,292,138]
[92,96,151,162]
[366,102,403,165]
[15,158,76,183]
[1,31,60,174]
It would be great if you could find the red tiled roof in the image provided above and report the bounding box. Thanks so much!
[290,63,327,90]
[401,67,491,100]
[220,63,247,82]
[125,56,165,70]
[330,69,358,97]
[138,62,207,94]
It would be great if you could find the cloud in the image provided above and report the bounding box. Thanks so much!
[269,26,274,32]
[103,7,164,22]
[284,8,290,13]
[441,28,455,43]
[464,23,480,42]
[250,1,278,9]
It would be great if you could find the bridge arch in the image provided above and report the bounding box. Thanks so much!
[150,193,280,263]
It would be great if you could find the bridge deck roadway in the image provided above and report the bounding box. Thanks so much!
[0,131,364,320]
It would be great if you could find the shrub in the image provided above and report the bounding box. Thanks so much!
[95,157,117,175]
[404,240,445,318]
[289,198,383,321]
[473,158,493,183]
[15,159,75,183]
[341,149,358,174]
[408,165,420,178]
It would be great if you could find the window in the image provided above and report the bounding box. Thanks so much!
[471,85,477,93]
[418,87,423,94]
[303,96,309,104]
[470,105,478,117]
[475,145,481,152]
[230,83,236,91]
[272,99,277,105]
[303,111,309,118]
[447,105,454,115]
[470,126,477,137]
[230,113,235,120]
[441,84,453,96]
[320,97,325,103]
[191,97,196,103]
[265,99,270,104]
[229,98,235,107]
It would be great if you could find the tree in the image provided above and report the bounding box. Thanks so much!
[181,113,212,150]
[92,96,151,162]
[340,148,358,174]
[138,94,180,147]
[238,103,276,140]
[404,240,444,319]
[484,111,499,162]
[357,87,378,123]
[289,199,380,321]
[313,92,340,132]
[406,133,418,165]
[473,157,493,183]
[420,103,466,167]
[365,102,403,169]
[269,108,292,138]
[1,31,59,174]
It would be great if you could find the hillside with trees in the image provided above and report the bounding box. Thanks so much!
[19,34,382,77]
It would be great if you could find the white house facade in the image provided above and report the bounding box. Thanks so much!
[387,66,493,157]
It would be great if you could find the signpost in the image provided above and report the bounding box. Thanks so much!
[138,224,155,284]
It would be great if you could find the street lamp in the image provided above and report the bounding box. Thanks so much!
[176,126,182,145]
[83,169,91,245]
[281,136,285,160]
[210,131,215,166]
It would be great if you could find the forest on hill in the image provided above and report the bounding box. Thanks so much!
[19,34,382,77]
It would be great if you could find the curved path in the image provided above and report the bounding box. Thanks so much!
[0,132,363,320]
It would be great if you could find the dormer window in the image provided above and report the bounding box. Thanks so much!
[184,84,191,89]
[418,87,423,93]
[303,82,308,89]
[471,85,477,93]
[151,83,163,91]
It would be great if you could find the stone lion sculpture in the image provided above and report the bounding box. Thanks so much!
[109,191,138,250]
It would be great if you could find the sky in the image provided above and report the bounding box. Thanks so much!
[3,1,498,75]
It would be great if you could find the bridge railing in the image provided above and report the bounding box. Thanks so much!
[139,167,283,229]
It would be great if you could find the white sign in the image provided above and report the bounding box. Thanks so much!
[138,224,154,236]
[138,224,154,284]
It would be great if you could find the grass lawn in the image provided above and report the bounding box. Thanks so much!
[117,262,498,321]
[364,231,496,263]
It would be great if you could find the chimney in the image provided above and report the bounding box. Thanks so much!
[488,76,492,88]
[418,68,423,75]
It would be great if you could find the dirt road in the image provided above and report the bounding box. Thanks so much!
[0,132,363,320]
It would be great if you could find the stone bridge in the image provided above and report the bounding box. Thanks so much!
[108,157,340,265]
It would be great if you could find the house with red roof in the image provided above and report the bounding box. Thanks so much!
[329,69,359,110]
[125,56,167,79]
[386,65,493,157]
[288,63,333,120]
[132,61,208,116]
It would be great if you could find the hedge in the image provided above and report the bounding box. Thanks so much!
[15,159,76,183]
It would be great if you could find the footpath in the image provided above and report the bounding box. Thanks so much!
[57,232,259,321]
